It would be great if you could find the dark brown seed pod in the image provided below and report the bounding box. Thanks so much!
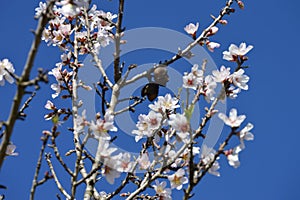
[141,83,160,101]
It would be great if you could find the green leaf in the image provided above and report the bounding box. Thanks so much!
[184,104,194,122]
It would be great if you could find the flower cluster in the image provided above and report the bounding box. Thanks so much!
[39,2,115,53]
[218,108,254,168]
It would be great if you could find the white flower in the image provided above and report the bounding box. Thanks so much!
[149,94,179,113]
[44,100,55,110]
[75,110,90,133]
[49,65,62,82]
[97,138,117,159]
[203,75,217,102]
[0,59,15,86]
[147,111,162,130]
[168,113,190,140]
[212,65,231,83]
[6,144,18,156]
[184,22,199,36]
[183,72,198,90]
[207,26,219,36]
[230,69,249,90]
[90,112,117,139]
[226,145,242,168]
[35,2,47,18]
[223,42,253,61]
[137,152,150,170]
[50,83,61,99]
[168,168,188,190]
[153,180,172,200]
[114,152,133,173]
[218,108,246,128]
[57,0,89,17]
[132,114,150,142]
[239,123,254,149]
[102,157,121,184]
[227,86,241,99]
[206,41,220,52]
[201,145,220,176]
[191,64,204,83]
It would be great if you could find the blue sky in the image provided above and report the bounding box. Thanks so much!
[1,0,300,199]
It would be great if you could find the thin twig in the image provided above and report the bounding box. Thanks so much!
[45,154,71,200]
[50,135,74,176]
[30,134,50,200]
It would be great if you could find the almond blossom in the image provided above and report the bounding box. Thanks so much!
[218,108,246,128]
[35,2,47,18]
[183,72,199,90]
[102,157,121,184]
[212,65,231,83]
[184,22,199,37]
[137,152,150,170]
[239,123,254,149]
[5,144,18,156]
[149,94,179,113]
[152,180,172,200]
[223,42,253,61]
[206,41,220,52]
[230,69,249,90]
[168,113,190,141]
[90,111,118,139]
[201,145,220,177]
[0,59,15,86]
[168,168,188,190]
[225,145,242,168]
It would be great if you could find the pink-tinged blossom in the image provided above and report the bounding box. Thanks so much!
[239,123,254,149]
[132,111,162,142]
[218,108,246,128]
[191,64,204,83]
[168,113,190,141]
[183,72,198,90]
[223,42,253,61]
[219,19,228,25]
[184,22,199,36]
[97,138,117,159]
[75,109,90,133]
[238,0,245,9]
[201,145,220,177]
[203,75,217,102]
[168,168,188,190]
[0,59,15,86]
[137,152,150,170]
[44,100,55,110]
[102,157,121,184]
[90,111,117,140]
[206,41,220,52]
[56,0,89,17]
[6,144,18,156]
[114,152,133,173]
[48,65,62,82]
[225,145,242,168]
[149,93,179,113]
[207,26,219,36]
[152,180,172,200]
[227,86,241,99]
[147,111,162,130]
[212,65,231,83]
[230,69,249,90]
[132,114,149,142]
